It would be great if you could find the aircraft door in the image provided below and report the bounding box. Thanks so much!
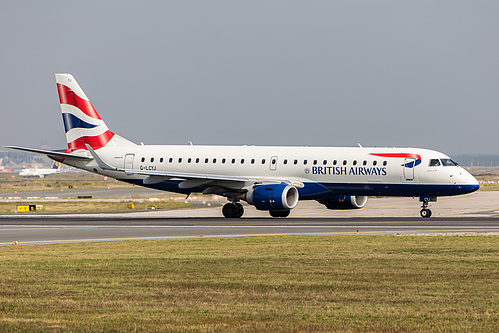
[124,154,135,170]
[403,158,415,181]
[270,156,278,171]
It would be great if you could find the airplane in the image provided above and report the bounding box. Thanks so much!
[0,158,13,173]
[6,74,479,218]
[19,161,62,178]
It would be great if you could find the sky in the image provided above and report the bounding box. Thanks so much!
[1,1,498,156]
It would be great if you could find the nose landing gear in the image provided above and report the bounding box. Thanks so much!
[419,196,436,218]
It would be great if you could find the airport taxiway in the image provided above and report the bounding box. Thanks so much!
[0,192,498,245]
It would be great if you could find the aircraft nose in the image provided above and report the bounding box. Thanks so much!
[459,170,480,193]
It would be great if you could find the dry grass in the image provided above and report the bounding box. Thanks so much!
[0,172,133,194]
[0,200,189,214]
[0,236,497,332]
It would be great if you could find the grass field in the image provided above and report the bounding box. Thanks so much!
[1,236,498,332]
[0,172,134,194]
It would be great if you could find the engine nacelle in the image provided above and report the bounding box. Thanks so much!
[245,183,299,211]
[318,195,368,209]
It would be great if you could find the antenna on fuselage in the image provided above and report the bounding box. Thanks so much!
[357,143,363,148]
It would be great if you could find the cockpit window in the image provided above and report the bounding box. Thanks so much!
[429,159,441,167]
[441,159,458,166]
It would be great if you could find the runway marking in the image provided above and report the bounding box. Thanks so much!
[0,227,98,231]
[1,227,498,246]
[2,229,499,246]
[0,222,499,230]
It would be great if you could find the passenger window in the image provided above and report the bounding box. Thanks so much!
[160,158,164,163]
[429,159,441,167]
[343,160,347,165]
[222,158,226,164]
[231,158,236,164]
[353,160,357,166]
[251,159,255,164]
[304,160,308,165]
[151,158,155,163]
[169,158,173,163]
[196,158,200,163]
[178,158,182,163]
[294,159,298,165]
[313,160,317,165]
[323,160,327,165]
[188,158,192,163]
[205,158,209,163]
[363,160,367,166]
[212,158,216,163]
[141,157,145,163]
[373,161,377,166]
[283,159,288,165]
[333,160,337,165]
[241,159,245,164]
[262,159,266,164]
[272,159,276,165]
[383,161,387,166]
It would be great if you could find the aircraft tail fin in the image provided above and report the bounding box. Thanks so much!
[52,161,59,169]
[55,74,135,152]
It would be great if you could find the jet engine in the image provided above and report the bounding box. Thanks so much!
[245,183,299,211]
[318,195,368,209]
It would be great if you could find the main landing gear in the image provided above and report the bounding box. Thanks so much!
[222,202,244,218]
[419,196,435,218]
[221,203,291,218]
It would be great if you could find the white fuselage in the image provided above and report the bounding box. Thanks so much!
[19,168,60,178]
[64,145,479,199]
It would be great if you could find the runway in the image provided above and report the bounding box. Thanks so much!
[1,192,498,245]
[1,216,498,246]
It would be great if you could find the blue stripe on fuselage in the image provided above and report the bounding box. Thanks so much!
[314,182,479,197]
[117,179,479,199]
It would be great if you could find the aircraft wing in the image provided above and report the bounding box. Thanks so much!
[123,168,256,189]
[124,168,305,190]
[83,144,268,189]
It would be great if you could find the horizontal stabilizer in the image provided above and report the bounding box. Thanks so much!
[5,146,92,161]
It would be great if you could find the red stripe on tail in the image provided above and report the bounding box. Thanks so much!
[57,83,102,120]
[65,130,115,153]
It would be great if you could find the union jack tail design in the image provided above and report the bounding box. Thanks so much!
[55,74,134,152]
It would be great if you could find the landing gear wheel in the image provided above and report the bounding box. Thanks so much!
[269,210,290,218]
[420,209,432,218]
[235,203,244,218]
[223,203,243,218]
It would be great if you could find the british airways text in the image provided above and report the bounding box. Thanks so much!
[312,166,387,176]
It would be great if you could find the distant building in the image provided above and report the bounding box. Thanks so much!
[452,155,499,167]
